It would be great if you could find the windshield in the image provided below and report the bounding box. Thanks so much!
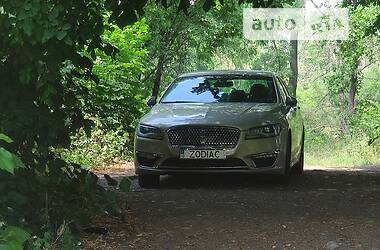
[160,76,278,104]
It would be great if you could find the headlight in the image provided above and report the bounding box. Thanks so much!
[137,124,163,140]
[246,124,281,139]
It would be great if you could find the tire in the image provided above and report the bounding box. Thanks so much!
[292,132,304,175]
[279,134,292,184]
[138,174,160,188]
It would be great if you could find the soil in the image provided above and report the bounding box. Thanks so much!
[82,165,380,250]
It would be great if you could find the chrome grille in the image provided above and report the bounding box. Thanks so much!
[167,126,240,148]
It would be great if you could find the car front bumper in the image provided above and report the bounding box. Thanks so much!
[134,129,288,175]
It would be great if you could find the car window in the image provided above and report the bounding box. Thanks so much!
[160,76,278,103]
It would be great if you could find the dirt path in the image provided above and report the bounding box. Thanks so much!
[85,167,380,250]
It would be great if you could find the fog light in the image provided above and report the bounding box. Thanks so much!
[250,151,278,168]
[136,152,160,167]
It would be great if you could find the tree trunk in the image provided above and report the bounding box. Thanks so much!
[347,31,360,113]
[151,55,165,97]
[348,61,359,113]
[289,40,298,97]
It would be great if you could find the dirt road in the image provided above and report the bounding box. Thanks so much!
[87,167,380,250]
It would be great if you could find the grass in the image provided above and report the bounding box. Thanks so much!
[305,136,380,167]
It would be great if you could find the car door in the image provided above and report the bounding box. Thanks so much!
[276,77,302,164]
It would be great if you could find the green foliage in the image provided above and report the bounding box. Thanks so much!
[0,159,119,232]
[0,0,109,159]
[0,226,30,250]
[60,19,150,167]
[60,120,132,168]
[0,134,25,174]
[0,0,121,245]
[294,3,380,167]
[0,136,29,250]
[86,18,150,133]
[0,134,13,144]
[143,0,207,80]
[29,222,80,250]
[354,101,380,145]
[324,5,380,109]
[0,149,24,175]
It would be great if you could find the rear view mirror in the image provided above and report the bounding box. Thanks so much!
[286,97,297,107]
[147,96,157,107]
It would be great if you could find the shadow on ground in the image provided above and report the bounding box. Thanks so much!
[89,169,380,250]
[141,169,380,191]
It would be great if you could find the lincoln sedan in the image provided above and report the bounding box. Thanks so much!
[134,70,304,187]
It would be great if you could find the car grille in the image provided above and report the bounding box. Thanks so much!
[167,126,240,148]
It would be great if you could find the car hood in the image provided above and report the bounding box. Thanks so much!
[140,103,285,130]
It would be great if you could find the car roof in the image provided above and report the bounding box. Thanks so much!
[178,70,275,78]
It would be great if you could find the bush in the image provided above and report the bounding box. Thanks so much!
[59,119,133,168]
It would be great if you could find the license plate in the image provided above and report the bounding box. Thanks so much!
[180,149,226,159]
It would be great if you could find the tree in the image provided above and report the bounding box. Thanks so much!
[335,3,380,113]
[289,40,299,96]
[142,0,297,97]
[0,0,123,243]
[143,1,207,97]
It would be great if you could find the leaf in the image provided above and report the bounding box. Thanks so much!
[56,30,67,40]
[61,23,71,30]
[0,148,25,174]
[0,148,17,174]
[64,36,73,45]
[42,29,56,42]
[0,226,30,249]
[119,177,131,192]
[0,241,23,250]
[0,134,13,143]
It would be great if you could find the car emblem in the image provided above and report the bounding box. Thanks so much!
[199,129,206,145]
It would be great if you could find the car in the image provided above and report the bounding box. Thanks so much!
[134,70,304,187]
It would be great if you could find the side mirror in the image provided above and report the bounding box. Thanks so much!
[286,97,297,107]
[147,96,157,107]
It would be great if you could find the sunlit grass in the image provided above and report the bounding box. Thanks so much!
[305,136,380,167]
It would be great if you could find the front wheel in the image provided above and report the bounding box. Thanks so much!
[292,132,304,175]
[279,135,292,183]
[138,174,160,188]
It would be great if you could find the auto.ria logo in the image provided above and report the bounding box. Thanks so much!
[243,8,349,40]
